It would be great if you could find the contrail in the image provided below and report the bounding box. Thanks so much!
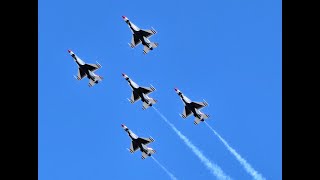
[152,107,232,180]
[204,122,266,180]
[151,156,178,180]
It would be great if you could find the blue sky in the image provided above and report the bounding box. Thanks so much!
[39,0,281,179]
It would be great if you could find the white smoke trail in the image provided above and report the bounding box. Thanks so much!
[204,122,266,180]
[152,107,232,180]
[151,156,178,180]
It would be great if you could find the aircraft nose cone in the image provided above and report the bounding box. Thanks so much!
[122,73,126,77]
[121,124,125,127]
[122,16,126,19]
[68,50,71,53]
[174,88,178,91]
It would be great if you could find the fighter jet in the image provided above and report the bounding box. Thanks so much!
[174,88,210,125]
[122,16,158,54]
[121,124,156,160]
[122,73,157,110]
[68,50,103,87]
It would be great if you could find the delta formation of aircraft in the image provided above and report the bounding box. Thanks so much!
[67,16,210,159]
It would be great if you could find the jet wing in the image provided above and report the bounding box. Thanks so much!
[129,141,139,153]
[85,63,101,72]
[140,29,157,38]
[129,91,141,103]
[190,101,208,110]
[138,137,154,146]
[76,68,87,80]
[181,106,192,118]
[139,86,155,95]
[129,34,141,48]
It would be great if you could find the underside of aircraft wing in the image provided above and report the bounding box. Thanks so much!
[129,91,141,103]
[140,28,157,38]
[139,86,155,95]
[138,137,154,146]
[85,63,102,72]
[75,68,87,80]
[129,141,139,153]
[194,117,205,125]
[181,106,192,118]
[129,34,141,48]
[190,101,208,110]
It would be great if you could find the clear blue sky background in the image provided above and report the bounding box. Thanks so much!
[39,0,281,179]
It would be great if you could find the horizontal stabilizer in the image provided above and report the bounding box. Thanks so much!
[143,46,150,55]
[193,114,210,125]
[88,76,102,87]
[142,101,151,110]
[151,42,159,48]
[142,97,157,110]
[141,152,149,160]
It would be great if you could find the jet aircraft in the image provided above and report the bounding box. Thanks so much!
[174,88,210,125]
[68,50,103,87]
[122,73,157,110]
[121,124,156,159]
[122,16,158,54]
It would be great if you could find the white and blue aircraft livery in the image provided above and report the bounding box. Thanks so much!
[175,88,210,125]
[122,16,158,54]
[68,50,103,87]
[122,73,157,110]
[121,124,156,160]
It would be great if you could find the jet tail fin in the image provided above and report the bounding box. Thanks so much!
[142,97,157,110]
[194,114,210,125]
[143,43,158,54]
[141,148,156,159]
[88,75,103,87]
[142,101,151,110]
